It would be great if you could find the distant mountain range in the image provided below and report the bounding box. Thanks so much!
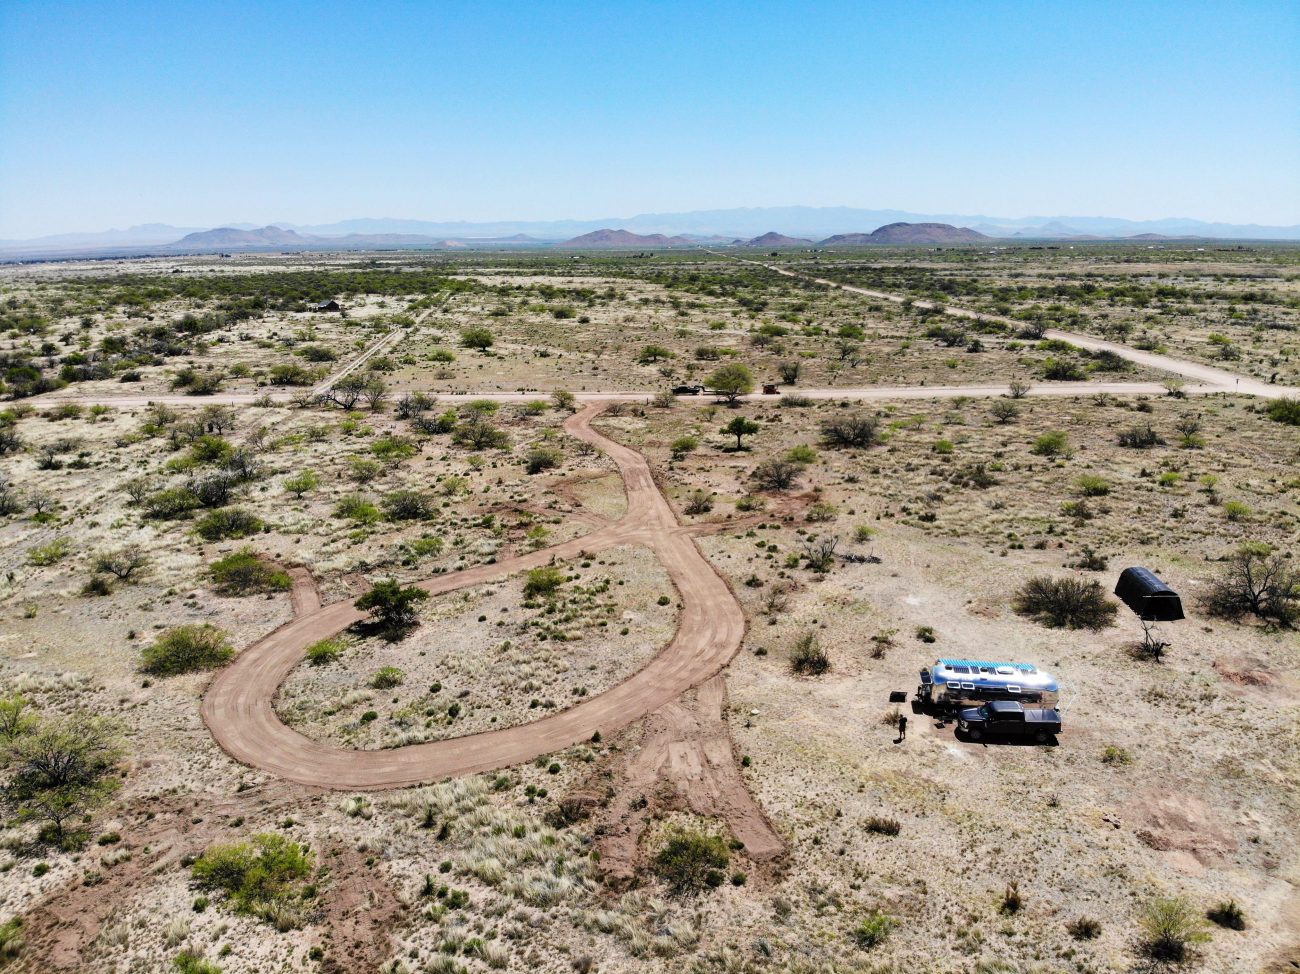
[561,223,993,249]
[2,205,1298,259]
[168,226,540,251]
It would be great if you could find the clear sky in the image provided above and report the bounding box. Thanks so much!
[1,0,1297,237]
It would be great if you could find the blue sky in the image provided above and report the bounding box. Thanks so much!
[1,0,1297,237]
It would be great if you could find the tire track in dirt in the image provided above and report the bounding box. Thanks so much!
[201,404,751,790]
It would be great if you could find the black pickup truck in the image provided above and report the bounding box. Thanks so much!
[957,700,1061,742]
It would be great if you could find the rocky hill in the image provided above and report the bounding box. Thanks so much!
[742,231,813,247]
[172,225,310,249]
[555,229,695,248]
[820,223,992,246]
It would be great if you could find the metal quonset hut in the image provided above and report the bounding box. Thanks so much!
[1114,567,1184,622]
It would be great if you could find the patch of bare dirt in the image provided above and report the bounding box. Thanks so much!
[585,675,784,887]
[1130,791,1238,866]
[18,783,406,974]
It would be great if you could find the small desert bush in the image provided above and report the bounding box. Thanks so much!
[864,817,900,836]
[852,911,895,950]
[1118,423,1164,448]
[191,833,314,929]
[141,624,233,676]
[1066,916,1102,940]
[821,413,880,449]
[1030,430,1070,457]
[751,458,800,492]
[1204,545,1298,626]
[370,666,405,689]
[790,631,830,675]
[0,917,23,962]
[1001,882,1024,914]
[524,566,566,598]
[195,508,264,541]
[1264,397,1300,426]
[1101,744,1132,766]
[525,445,563,474]
[208,549,290,595]
[27,537,72,566]
[382,489,433,521]
[1138,896,1210,963]
[1075,475,1110,497]
[1206,899,1246,930]
[305,638,345,666]
[652,829,729,894]
[173,951,222,974]
[335,494,381,524]
[1012,576,1117,630]
[683,490,713,515]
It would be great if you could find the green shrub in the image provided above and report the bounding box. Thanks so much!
[460,327,494,350]
[525,445,563,474]
[27,537,72,566]
[1012,576,1117,630]
[1222,500,1252,521]
[370,666,404,689]
[524,566,566,599]
[195,508,264,541]
[371,436,417,462]
[1075,474,1110,497]
[191,833,314,929]
[208,549,290,595]
[305,638,345,666]
[174,951,223,974]
[652,829,729,894]
[141,624,234,676]
[1101,744,1132,766]
[282,470,320,497]
[1265,397,1300,426]
[852,911,896,950]
[382,489,432,521]
[335,494,381,524]
[670,436,699,460]
[790,631,830,675]
[1031,430,1070,457]
[1139,896,1210,963]
[354,579,429,639]
[0,917,23,962]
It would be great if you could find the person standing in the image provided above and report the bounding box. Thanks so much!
[897,714,907,743]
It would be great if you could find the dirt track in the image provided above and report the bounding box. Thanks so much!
[201,404,752,789]
[719,252,1298,399]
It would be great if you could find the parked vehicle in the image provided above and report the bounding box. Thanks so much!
[957,700,1061,742]
[916,658,1059,710]
[672,384,703,396]
[762,383,779,394]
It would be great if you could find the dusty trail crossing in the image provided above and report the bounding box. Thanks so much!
[201,404,752,790]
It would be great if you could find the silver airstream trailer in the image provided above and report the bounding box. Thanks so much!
[917,658,1060,710]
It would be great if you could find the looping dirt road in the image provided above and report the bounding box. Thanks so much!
[201,404,750,790]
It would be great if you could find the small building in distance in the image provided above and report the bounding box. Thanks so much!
[314,299,341,312]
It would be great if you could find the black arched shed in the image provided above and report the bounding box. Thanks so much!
[1115,567,1184,621]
